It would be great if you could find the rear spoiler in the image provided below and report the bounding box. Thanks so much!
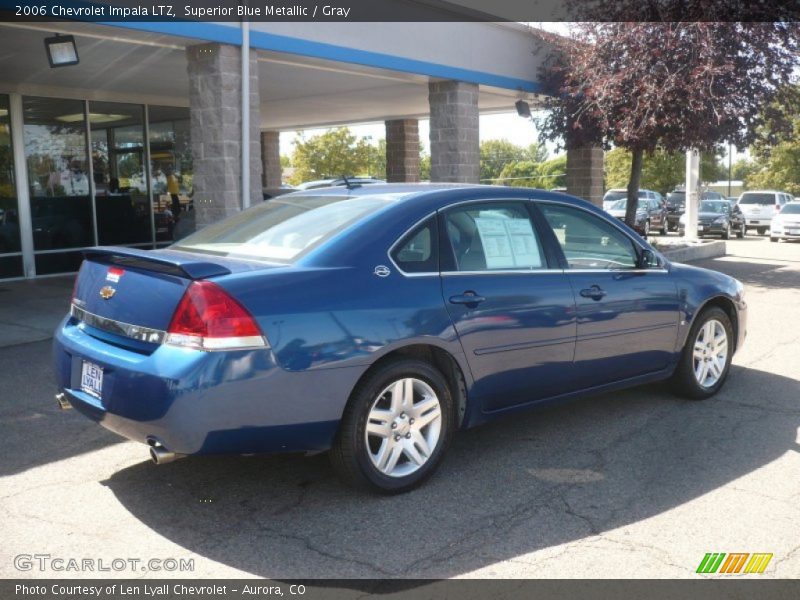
[82,246,231,279]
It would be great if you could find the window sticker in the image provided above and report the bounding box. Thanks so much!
[474,217,542,269]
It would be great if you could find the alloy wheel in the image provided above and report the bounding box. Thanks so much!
[364,377,442,478]
[692,319,728,388]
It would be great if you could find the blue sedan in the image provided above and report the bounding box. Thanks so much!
[53,185,747,493]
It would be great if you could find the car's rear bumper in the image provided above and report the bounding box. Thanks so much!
[744,217,771,227]
[52,316,359,455]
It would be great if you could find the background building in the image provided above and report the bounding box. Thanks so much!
[0,19,603,280]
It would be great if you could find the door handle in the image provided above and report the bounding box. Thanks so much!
[579,285,607,301]
[449,291,486,306]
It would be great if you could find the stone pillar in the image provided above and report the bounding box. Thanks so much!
[261,131,282,188]
[187,42,263,229]
[428,80,479,183]
[565,144,604,207]
[385,119,420,183]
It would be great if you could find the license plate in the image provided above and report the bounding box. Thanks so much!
[751,220,761,224]
[80,361,103,398]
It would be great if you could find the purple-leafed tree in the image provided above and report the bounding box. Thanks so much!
[536,21,799,227]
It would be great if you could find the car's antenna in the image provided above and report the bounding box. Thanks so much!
[341,175,361,190]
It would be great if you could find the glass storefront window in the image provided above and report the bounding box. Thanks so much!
[89,101,151,245]
[0,94,23,277]
[1,97,193,280]
[23,96,93,274]
[148,106,193,243]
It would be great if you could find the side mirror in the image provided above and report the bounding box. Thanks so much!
[640,248,660,269]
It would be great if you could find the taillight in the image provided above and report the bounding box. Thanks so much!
[165,281,267,351]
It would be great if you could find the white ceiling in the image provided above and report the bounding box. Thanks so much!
[0,23,541,130]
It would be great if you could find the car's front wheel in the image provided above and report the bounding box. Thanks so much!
[669,307,734,400]
[736,223,745,238]
[330,358,455,493]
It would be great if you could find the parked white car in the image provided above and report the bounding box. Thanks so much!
[770,202,800,242]
[738,190,793,235]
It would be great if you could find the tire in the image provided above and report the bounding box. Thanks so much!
[722,224,731,240]
[757,227,767,235]
[330,358,455,493]
[770,236,778,242]
[669,307,734,400]
[736,223,745,239]
[642,220,650,238]
[660,221,668,236]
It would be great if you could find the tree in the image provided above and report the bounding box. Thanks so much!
[744,89,800,195]
[605,147,724,194]
[289,128,381,185]
[731,158,757,183]
[538,22,799,227]
[495,154,566,188]
[480,139,547,183]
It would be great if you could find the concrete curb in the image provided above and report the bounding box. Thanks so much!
[658,240,727,263]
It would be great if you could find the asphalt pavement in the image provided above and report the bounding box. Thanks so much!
[0,236,798,579]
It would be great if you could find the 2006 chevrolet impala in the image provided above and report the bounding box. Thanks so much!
[53,185,746,493]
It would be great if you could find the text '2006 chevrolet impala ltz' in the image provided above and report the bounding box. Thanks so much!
[53,185,746,493]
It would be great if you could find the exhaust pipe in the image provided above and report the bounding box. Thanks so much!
[149,445,185,465]
[55,393,72,410]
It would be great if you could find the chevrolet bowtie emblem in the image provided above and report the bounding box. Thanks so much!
[99,286,116,300]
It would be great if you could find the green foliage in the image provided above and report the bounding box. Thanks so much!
[496,155,566,189]
[280,155,291,169]
[731,158,757,182]
[746,134,800,195]
[604,147,725,194]
[288,128,384,185]
[480,139,547,183]
[420,151,431,181]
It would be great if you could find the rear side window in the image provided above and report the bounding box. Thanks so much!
[391,217,438,273]
[739,193,777,205]
[443,202,545,272]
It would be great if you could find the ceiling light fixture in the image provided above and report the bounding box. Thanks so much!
[44,34,79,68]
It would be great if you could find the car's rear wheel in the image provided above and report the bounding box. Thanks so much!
[669,307,733,400]
[642,219,650,237]
[757,227,767,235]
[330,358,455,493]
[660,221,668,235]
[770,236,779,242]
[736,223,745,238]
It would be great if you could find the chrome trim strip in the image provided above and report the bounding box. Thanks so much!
[71,303,166,344]
[442,269,563,276]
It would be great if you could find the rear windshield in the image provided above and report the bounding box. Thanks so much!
[780,203,800,214]
[700,200,728,214]
[739,193,776,205]
[603,190,627,202]
[666,192,685,206]
[610,198,647,210]
[173,194,396,263]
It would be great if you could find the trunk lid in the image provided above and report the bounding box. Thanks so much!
[73,246,279,334]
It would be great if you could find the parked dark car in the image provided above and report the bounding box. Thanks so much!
[679,199,745,239]
[54,185,746,493]
[607,196,668,236]
[665,190,727,232]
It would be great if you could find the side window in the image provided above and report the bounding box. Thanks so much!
[443,202,545,272]
[391,216,438,273]
[539,204,639,270]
